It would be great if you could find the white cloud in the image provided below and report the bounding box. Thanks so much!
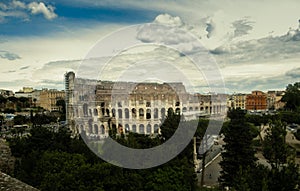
[0,50,21,60]
[0,1,57,22]
[11,0,26,9]
[136,14,206,54]
[28,2,57,20]
[153,14,183,27]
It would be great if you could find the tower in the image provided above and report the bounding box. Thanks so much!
[65,71,76,136]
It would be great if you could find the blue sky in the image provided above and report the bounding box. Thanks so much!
[1,0,300,93]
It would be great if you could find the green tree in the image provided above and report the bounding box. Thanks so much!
[219,108,257,189]
[263,119,300,190]
[263,120,290,168]
[281,82,300,111]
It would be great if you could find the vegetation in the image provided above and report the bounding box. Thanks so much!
[7,110,207,191]
[219,109,258,190]
[281,82,300,112]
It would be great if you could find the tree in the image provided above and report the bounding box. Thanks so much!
[281,82,300,111]
[263,119,300,190]
[19,97,29,108]
[263,120,289,169]
[219,108,257,189]
[0,95,7,108]
[160,108,181,140]
[56,99,66,121]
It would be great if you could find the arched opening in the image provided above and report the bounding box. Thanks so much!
[132,108,137,118]
[175,108,180,114]
[189,107,193,111]
[94,124,98,134]
[146,124,151,134]
[154,108,158,118]
[205,106,209,113]
[112,108,116,117]
[118,109,123,119]
[139,124,145,134]
[132,125,137,133]
[80,125,84,134]
[94,108,98,116]
[125,124,129,133]
[182,107,187,112]
[139,108,144,119]
[146,109,151,119]
[89,109,92,116]
[154,124,159,133]
[76,108,79,117]
[106,109,110,116]
[125,108,129,119]
[100,125,105,134]
[200,107,204,111]
[88,119,93,133]
[161,108,166,119]
[195,107,199,111]
[83,103,88,116]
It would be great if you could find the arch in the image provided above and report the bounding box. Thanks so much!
[139,108,144,118]
[100,125,105,134]
[132,124,137,133]
[154,124,159,133]
[132,108,137,118]
[154,108,158,118]
[146,109,151,119]
[88,119,93,133]
[93,108,98,116]
[205,106,209,113]
[125,124,130,133]
[76,108,79,117]
[80,125,84,133]
[168,107,174,113]
[175,108,180,114]
[101,108,105,116]
[112,108,116,117]
[189,107,193,111]
[195,107,199,111]
[94,124,98,134]
[89,109,92,116]
[146,124,151,134]
[139,124,145,134]
[182,107,187,112]
[125,108,129,119]
[200,107,204,111]
[118,109,123,119]
[161,108,166,119]
[106,109,110,116]
[83,103,88,116]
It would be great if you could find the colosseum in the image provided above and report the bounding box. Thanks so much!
[65,72,227,139]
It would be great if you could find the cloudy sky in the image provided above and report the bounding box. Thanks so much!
[1,0,300,93]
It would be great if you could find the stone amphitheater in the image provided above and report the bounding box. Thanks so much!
[65,72,227,138]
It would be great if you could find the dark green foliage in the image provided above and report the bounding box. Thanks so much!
[13,115,29,125]
[279,111,300,124]
[281,82,300,112]
[219,108,257,189]
[262,120,300,190]
[263,120,289,168]
[8,110,199,191]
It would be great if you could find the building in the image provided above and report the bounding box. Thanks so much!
[39,89,65,111]
[246,91,268,111]
[267,90,285,110]
[0,89,14,97]
[65,72,227,137]
[230,93,247,110]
